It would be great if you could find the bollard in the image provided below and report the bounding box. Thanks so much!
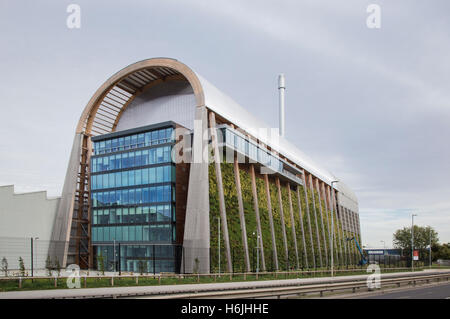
[84,276,87,288]
[19,277,22,289]
[244,273,246,281]
[54,276,57,288]
[197,274,199,283]
[159,276,161,285]
[136,276,139,285]
[111,277,114,286]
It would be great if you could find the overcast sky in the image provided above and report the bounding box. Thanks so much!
[1,0,449,248]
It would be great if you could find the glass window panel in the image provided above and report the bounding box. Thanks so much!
[152,131,158,144]
[124,136,131,149]
[150,187,156,203]
[122,189,129,205]
[138,133,145,146]
[115,171,121,188]
[122,153,128,169]
[123,226,128,241]
[157,148,164,163]
[128,170,135,186]
[157,166,163,183]
[129,226,136,241]
[129,189,135,204]
[142,168,149,184]
[142,149,149,166]
[135,225,143,241]
[122,208,129,223]
[116,208,122,224]
[135,151,142,166]
[145,132,151,146]
[136,188,142,204]
[157,186,163,202]
[143,187,149,203]
[115,226,122,241]
[149,167,156,184]
[109,173,114,188]
[135,169,142,185]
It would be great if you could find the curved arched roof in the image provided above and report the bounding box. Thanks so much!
[77,58,357,206]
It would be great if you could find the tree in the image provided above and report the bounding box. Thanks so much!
[1,257,8,276]
[435,243,450,261]
[393,225,438,255]
[18,257,25,277]
[45,255,53,276]
[97,252,105,275]
[54,257,61,277]
[138,260,147,275]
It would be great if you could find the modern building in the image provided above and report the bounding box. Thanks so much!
[1,58,361,274]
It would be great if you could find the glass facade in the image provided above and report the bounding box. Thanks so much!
[219,126,303,185]
[91,124,178,273]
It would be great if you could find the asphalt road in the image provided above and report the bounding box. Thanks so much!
[360,283,450,299]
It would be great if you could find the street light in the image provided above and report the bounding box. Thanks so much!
[330,180,339,277]
[217,217,221,275]
[381,240,386,250]
[253,232,260,274]
[429,226,432,269]
[411,213,417,272]
[31,237,39,277]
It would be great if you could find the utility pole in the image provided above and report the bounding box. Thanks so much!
[429,226,432,269]
[411,214,417,272]
[330,181,339,277]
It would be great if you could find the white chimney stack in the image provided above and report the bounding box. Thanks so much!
[278,73,286,137]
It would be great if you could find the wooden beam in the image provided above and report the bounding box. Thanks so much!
[287,183,300,269]
[308,174,323,268]
[264,173,279,271]
[276,177,289,269]
[301,171,315,268]
[250,165,266,271]
[209,112,232,273]
[315,178,329,267]
[233,158,251,272]
[296,186,309,268]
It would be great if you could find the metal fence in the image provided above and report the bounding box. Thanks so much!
[0,236,434,276]
[0,237,67,276]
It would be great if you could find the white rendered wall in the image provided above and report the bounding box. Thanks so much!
[0,185,60,271]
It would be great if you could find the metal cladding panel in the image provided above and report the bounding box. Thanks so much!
[195,73,358,208]
[116,81,196,131]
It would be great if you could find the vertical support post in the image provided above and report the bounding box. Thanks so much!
[301,171,315,268]
[330,187,345,265]
[209,112,232,273]
[118,243,121,276]
[287,183,299,269]
[153,245,156,275]
[296,186,309,269]
[309,175,323,268]
[315,179,328,268]
[30,238,34,278]
[250,165,266,271]
[324,184,338,266]
[276,177,289,270]
[264,174,279,271]
[233,158,251,272]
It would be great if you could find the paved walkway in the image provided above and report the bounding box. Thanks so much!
[0,269,448,299]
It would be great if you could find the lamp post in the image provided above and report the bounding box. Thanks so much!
[217,217,221,275]
[113,239,116,276]
[253,232,260,274]
[31,237,39,277]
[330,180,339,277]
[429,226,432,269]
[411,214,417,272]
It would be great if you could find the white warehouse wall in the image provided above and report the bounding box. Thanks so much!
[0,185,60,271]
